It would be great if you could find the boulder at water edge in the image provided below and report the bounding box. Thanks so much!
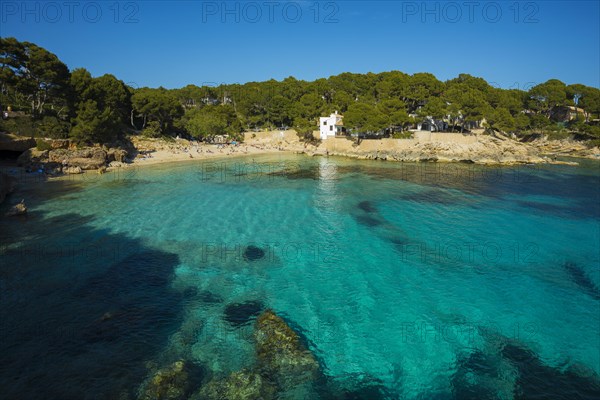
[6,199,27,216]
[64,166,83,174]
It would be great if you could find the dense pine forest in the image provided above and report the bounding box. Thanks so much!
[1,37,599,145]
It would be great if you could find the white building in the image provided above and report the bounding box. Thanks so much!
[319,111,344,140]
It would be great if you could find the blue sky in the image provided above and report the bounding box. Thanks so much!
[1,1,599,89]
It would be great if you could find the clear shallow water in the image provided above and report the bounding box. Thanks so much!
[1,155,599,399]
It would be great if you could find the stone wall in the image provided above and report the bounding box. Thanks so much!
[413,131,478,144]
[243,130,478,150]
[243,130,301,144]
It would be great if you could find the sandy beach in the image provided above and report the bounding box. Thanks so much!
[127,137,294,168]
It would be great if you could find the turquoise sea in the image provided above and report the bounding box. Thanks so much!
[1,154,599,399]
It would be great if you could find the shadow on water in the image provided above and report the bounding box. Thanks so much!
[0,173,86,211]
[0,210,186,399]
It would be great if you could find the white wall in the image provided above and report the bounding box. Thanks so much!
[319,114,341,140]
[319,116,336,140]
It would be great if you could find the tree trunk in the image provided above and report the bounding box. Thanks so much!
[130,109,138,129]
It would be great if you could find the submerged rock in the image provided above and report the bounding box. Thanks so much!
[357,200,377,213]
[501,341,600,399]
[354,214,382,227]
[451,349,517,400]
[478,329,600,400]
[197,290,223,304]
[254,310,320,389]
[181,287,198,300]
[137,360,190,400]
[223,300,264,327]
[6,199,27,216]
[243,245,266,261]
[187,309,321,399]
[322,374,395,400]
[192,369,276,400]
[564,261,600,300]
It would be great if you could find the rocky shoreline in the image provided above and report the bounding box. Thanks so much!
[1,131,599,209]
[2,131,599,175]
[17,145,129,174]
[308,134,597,166]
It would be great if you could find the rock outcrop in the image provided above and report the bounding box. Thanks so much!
[16,145,129,173]
[63,166,83,174]
[0,133,36,152]
[17,148,50,169]
[531,138,600,159]
[49,148,108,170]
[319,134,553,165]
[243,129,595,165]
[107,148,128,163]
[6,199,27,216]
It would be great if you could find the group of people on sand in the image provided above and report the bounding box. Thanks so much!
[161,142,255,158]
